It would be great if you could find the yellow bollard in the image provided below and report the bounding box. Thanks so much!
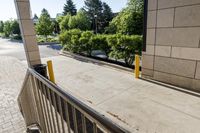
[135,54,140,78]
[47,60,55,83]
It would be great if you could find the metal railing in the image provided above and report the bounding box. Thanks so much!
[18,68,130,133]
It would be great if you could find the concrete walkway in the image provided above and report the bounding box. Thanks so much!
[42,55,200,133]
[0,56,26,133]
[1,55,200,133]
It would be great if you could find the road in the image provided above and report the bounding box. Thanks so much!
[0,38,62,61]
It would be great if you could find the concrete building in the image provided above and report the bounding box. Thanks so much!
[142,0,200,92]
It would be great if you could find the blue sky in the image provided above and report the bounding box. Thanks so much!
[0,0,128,21]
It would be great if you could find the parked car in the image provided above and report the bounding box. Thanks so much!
[91,50,108,59]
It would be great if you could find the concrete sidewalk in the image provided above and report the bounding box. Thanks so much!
[2,54,200,133]
[42,55,200,133]
[0,56,26,133]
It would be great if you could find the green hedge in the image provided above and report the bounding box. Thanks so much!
[59,29,82,53]
[59,29,142,66]
[107,34,142,66]
[91,34,110,56]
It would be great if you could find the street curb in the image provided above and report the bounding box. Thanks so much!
[0,37,60,45]
[60,50,134,74]
[38,42,60,45]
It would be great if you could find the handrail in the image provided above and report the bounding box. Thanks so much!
[18,70,30,98]
[18,68,130,133]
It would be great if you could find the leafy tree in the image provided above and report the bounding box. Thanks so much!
[76,10,91,30]
[54,14,63,34]
[106,0,143,35]
[56,15,64,24]
[63,0,77,16]
[52,20,60,34]
[104,23,116,34]
[0,21,4,33]
[60,9,91,31]
[11,20,20,35]
[36,9,54,41]
[111,10,143,35]
[84,0,103,19]
[68,10,91,31]
[128,0,144,13]
[84,0,103,32]
[102,2,113,31]
[60,14,71,31]
[3,21,12,37]
[84,0,113,33]
[68,16,77,29]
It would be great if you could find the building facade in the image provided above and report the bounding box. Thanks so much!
[142,0,200,91]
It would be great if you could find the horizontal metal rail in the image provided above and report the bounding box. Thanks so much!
[18,68,130,133]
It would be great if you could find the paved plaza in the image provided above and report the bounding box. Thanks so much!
[0,38,60,133]
[0,56,26,133]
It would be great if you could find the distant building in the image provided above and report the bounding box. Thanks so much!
[32,14,57,25]
[56,13,63,18]
[113,12,119,17]
[33,14,39,24]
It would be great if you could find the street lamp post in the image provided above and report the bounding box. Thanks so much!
[94,15,98,34]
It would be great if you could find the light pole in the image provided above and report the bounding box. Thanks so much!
[94,15,98,34]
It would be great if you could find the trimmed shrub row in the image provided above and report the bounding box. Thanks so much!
[59,29,142,66]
